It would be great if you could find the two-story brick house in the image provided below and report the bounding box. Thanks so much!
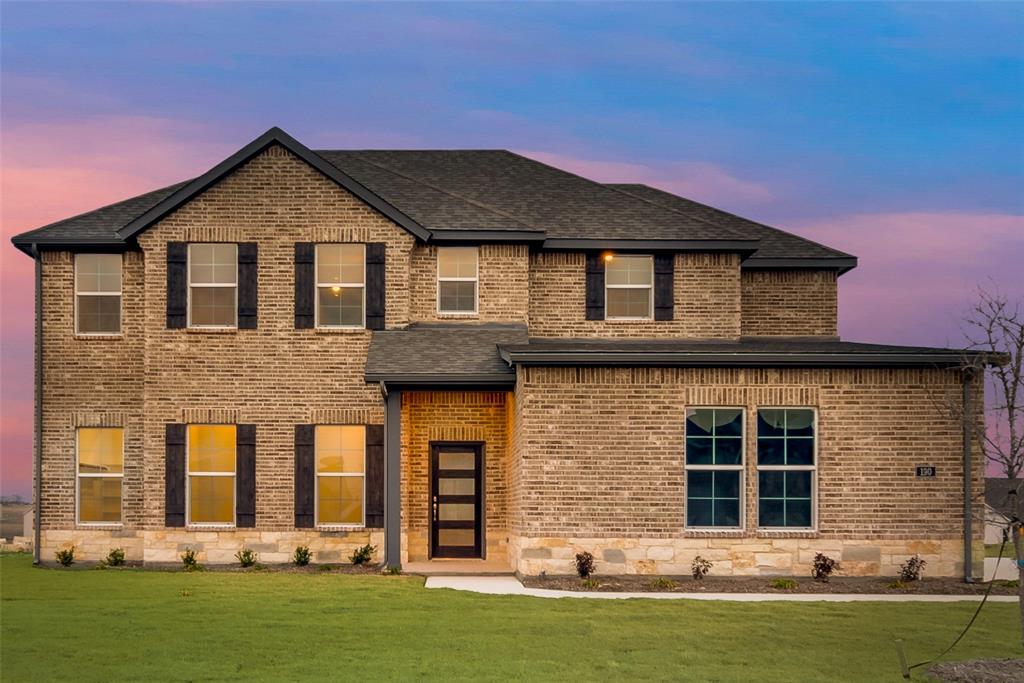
[12,127,988,577]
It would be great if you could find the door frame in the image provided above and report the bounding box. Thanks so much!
[429,441,486,560]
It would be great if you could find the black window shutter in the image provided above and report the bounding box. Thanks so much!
[365,424,385,528]
[237,243,258,329]
[166,242,188,329]
[165,424,186,527]
[294,243,315,329]
[585,253,605,320]
[294,425,315,528]
[236,424,256,527]
[365,243,386,331]
[654,254,675,321]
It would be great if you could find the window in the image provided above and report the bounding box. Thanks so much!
[315,426,365,526]
[188,244,237,327]
[77,428,123,524]
[437,247,478,314]
[685,408,743,528]
[316,244,365,327]
[605,254,653,319]
[187,425,236,525]
[75,254,122,334]
[757,409,816,528]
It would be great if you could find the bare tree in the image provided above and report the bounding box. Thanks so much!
[959,288,1022,642]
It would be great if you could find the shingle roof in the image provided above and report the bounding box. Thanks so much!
[365,323,527,384]
[606,183,854,262]
[498,337,994,368]
[985,478,1022,518]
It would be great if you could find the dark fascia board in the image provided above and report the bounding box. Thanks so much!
[541,238,760,256]
[12,237,133,256]
[498,349,990,369]
[116,126,432,242]
[429,229,547,244]
[744,257,859,275]
[364,372,517,388]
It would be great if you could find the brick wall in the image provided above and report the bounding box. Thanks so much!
[409,244,529,323]
[741,270,838,337]
[400,391,510,562]
[529,252,742,338]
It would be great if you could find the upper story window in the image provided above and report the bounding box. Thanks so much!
[605,254,653,320]
[685,408,744,528]
[77,427,123,524]
[75,254,122,334]
[437,247,478,314]
[188,244,237,328]
[757,409,816,529]
[315,425,365,526]
[316,244,365,328]
[187,425,236,526]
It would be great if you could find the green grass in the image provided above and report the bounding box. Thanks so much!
[1,553,1020,681]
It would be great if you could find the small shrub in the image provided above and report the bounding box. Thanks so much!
[648,577,678,590]
[811,553,839,582]
[574,551,595,579]
[581,578,600,589]
[350,543,377,566]
[318,564,335,572]
[235,548,258,568]
[55,546,75,567]
[887,580,909,591]
[181,548,200,572]
[691,555,713,580]
[898,554,926,582]
[105,548,125,567]
[771,578,798,590]
[293,545,311,567]
[383,565,402,575]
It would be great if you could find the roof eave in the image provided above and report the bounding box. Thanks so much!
[363,372,517,388]
[743,257,858,275]
[11,236,130,257]
[429,229,547,244]
[541,238,760,256]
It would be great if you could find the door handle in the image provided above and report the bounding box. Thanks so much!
[432,495,438,522]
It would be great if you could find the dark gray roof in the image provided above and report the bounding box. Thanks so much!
[985,478,1022,518]
[498,337,994,368]
[366,323,527,385]
[607,183,854,264]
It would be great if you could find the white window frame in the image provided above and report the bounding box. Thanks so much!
[75,427,124,526]
[684,407,745,530]
[74,253,123,336]
[185,424,236,528]
[436,246,479,315]
[755,407,818,531]
[314,243,366,329]
[604,254,653,320]
[314,425,367,528]
[187,243,238,329]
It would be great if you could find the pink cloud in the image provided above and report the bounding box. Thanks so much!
[516,149,775,205]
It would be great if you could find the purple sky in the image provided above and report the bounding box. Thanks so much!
[2,3,1022,498]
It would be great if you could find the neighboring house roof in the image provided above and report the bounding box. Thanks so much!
[365,323,527,386]
[11,127,847,266]
[498,337,995,368]
[607,183,855,271]
[985,478,1022,519]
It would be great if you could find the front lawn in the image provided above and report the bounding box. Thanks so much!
[0,553,1019,681]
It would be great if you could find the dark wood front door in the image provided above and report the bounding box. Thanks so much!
[430,443,483,559]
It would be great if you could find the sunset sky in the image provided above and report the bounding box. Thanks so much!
[2,2,1022,498]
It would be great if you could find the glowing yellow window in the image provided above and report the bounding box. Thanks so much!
[77,428,123,524]
[316,426,364,525]
[187,425,236,525]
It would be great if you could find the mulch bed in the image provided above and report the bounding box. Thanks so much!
[42,560,386,574]
[929,659,1024,682]
[521,574,1020,595]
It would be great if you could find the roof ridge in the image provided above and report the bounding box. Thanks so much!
[333,153,542,232]
[609,183,854,260]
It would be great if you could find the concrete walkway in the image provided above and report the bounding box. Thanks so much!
[424,575,1020,602]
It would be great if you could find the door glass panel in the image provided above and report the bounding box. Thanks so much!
[438,451,474,470]
[439,478,475,495]
[439,503,475,521]
[437,529,475,546]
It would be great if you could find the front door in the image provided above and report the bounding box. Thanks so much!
[430,443,483,559]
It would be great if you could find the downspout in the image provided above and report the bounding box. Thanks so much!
[962,366,974,583]
[32,245,42,565]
